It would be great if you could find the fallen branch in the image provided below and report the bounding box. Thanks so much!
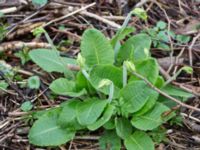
[0,41,51,52]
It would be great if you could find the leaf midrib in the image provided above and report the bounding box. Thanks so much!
[39,54,62,66]
[32,126,59,138]
[138,116,161,123]
[84,102,95,123]
[91,41,100,65]
[130,136,143,150]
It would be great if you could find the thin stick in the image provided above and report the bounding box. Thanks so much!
[135,0,149,7]
[0,7,17,14]
[43,2,96,27]
[159,66,170,80]
[102,16,126,21]
[81,11,121,29]
[188,32,200,66]
[131,71,200,112]
[181,113,200,123]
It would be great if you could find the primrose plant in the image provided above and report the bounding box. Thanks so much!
[27,11,193,150]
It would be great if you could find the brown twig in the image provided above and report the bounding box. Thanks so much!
[50,27,81,41]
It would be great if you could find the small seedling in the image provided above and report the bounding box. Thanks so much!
[21,101,33,112]
[0,24,7,42]
[0,80,8,90]
[28,76,40,89]
[15,48,31,65]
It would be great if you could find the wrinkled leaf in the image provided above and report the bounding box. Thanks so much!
[76,71,96,94]
[90,65,123,97]
[131,103,170,130]
[121,81,156,113]
[81,29,114,67]
[29,115,75,146]
[99,130,121,150]
[49,78,86,97]
[134,91,159,116]
[115,117,133,139]
[58,100,83,130]
[29,49,76,73]
[32,107,61,120]
[88,104,115,130]
[76,98,108,126]
[124,131,154,150]
[103,119,115,130]
[130,58,159,84]
[117,34,151,63]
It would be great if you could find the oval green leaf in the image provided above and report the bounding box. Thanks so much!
[58,100,83,130]
[76,98,108,126]
[124,131,154,150]
[115,117,133,139]
[134,91,159,116]
[28,115,75,146]
[81,29,114,67]
[29,49,76,73]
[130,58,159,84]
[49,78,86,97]
[99,130,121,150]
[131,103,170,131]
[121,81,156,113]
[87,104,115,130]
[117,34,151,63]
[90,65,123,97]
